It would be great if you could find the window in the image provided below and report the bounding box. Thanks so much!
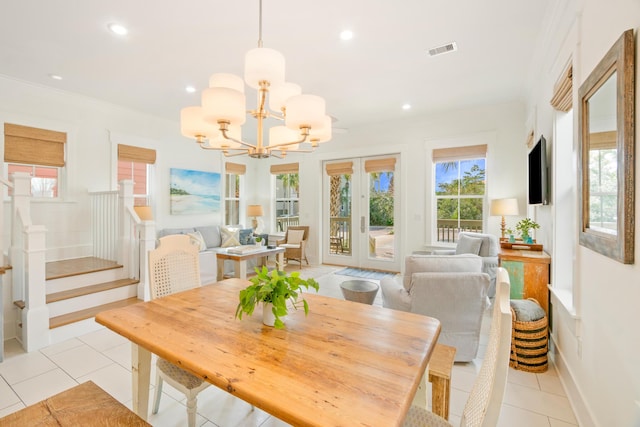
[271,163,299,232]
[225,162,246,225]
[433,145,486,243]
[118,160,149,206]
[117,144,156,207]
[4,123,66,199]
[7,164,59,197]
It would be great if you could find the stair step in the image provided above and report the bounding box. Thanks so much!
[47,278,139,303]
[49,297,140,329]
[46,257,122,281]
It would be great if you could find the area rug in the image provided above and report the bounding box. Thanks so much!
[334,267,396,280]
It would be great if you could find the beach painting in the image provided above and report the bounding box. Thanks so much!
[170,168,221,215]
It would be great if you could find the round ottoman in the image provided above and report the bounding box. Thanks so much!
[340,280,379,305]
[509,298,548,373]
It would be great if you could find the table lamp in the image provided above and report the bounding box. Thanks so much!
[247,204,264,231]
[490,198,519,238]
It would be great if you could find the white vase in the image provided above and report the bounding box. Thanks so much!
[262,302,276,327]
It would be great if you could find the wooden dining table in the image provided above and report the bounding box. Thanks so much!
[95,278,441,426]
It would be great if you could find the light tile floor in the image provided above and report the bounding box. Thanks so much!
[0,264,578,426]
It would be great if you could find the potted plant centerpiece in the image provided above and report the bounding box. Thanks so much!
[235,266,319,329]
[515,218,540,244]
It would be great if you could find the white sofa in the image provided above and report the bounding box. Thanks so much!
[381,254,490,362]
[157,225,258,285]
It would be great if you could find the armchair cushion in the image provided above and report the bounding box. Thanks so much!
[402,254,482,291]
[286,229,305,245]
[455,234,483,255]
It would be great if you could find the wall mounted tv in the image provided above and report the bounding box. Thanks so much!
[528,135,549,205]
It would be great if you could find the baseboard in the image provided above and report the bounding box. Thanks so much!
[550,333,598,427]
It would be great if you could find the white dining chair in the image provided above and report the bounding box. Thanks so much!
[403,267,513,427]
[148,234,210,427]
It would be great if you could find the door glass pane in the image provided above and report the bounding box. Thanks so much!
[328,174,352,255]
[368,171,394,260]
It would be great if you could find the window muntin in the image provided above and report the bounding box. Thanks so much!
[275,173,299,232]
[435,158,486,243]
[7,163,59,198]
[225,173,241,225]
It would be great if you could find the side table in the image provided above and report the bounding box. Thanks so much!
[498,248,551,315]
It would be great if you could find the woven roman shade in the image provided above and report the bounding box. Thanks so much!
[225,162,246,175]
[4,123,66,167]
[325,161,353,176]
[550,63,573,112]
[432,144,487,162]
[270,163,299,174]
[364,158,396,173]
[117,144,156,164]
[589,131,617,150]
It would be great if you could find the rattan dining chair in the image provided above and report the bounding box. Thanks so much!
[148,234,209,427]
[403,267,513,427]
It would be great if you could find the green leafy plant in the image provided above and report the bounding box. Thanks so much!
[515,218,540,241]
[254,235,263,243]
[235,267,320,329]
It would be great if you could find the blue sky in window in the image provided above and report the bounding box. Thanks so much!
[435,159,485,189]
[371,172,392,192]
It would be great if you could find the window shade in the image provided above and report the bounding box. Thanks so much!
[364,158,396,173]
[432,144,487,162]
[117,144,156,164]
[550,63,573,112]
[589,131,617,150]
[4,123,66,167]
[325,161,353,176]
[225,162,246,175]
[270,163,299,174]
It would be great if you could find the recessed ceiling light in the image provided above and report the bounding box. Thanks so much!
[49,74,63,80]
[340,30,353,41]
[108,23,128,36]
[185,86,196,93]
[402,103,411,110]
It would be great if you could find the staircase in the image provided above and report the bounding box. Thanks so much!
[14,257,140,345]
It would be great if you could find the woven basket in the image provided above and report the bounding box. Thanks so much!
[510,298,548,373]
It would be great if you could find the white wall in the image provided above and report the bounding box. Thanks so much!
[525,1,640,425]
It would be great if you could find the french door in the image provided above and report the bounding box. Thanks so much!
[322,155,400,272]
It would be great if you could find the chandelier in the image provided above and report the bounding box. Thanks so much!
[180,0,332,159]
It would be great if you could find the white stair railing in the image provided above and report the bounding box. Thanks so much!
[89,189,119,261]
[10,172,49,351]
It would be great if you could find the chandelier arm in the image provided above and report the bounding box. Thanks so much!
[267,126,311,148]
[223,150,252,157]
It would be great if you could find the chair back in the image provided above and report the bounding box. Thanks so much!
[148,234,202,300]
[285,226,309,242]
[460,267,512,427]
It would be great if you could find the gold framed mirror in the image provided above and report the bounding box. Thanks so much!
[578,29,635,264]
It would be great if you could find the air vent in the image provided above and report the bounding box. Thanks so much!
[427,41,458,57]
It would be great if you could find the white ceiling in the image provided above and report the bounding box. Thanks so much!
[0,0,550,131]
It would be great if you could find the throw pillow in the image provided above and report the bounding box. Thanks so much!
[287,229,305,245]
[220,226,241,247]
[187,231,207,251]
[239,228,254,245]
[195,226,221,248]
[455,234,483,255]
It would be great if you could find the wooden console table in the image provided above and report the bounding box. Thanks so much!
[498,248,551,315]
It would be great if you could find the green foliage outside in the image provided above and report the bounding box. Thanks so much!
[369,172,394,226]
[436,163,485,222]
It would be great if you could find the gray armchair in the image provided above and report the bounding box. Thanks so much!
[433,232,499,297]
[381,254,490,362]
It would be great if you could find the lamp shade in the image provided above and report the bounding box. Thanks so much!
[269,125,300,150]
[244,47,285,89]
[209,73,245,93]
[204,125,242,149]
[202,87,247,125]
[269,82,301,112]
[285,94,326,130]
[180,106,219,140]
[309,115,332,143]
[247,204,264,217]
[490,198,519,216]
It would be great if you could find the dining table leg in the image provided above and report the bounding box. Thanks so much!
[131,344,152,420]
